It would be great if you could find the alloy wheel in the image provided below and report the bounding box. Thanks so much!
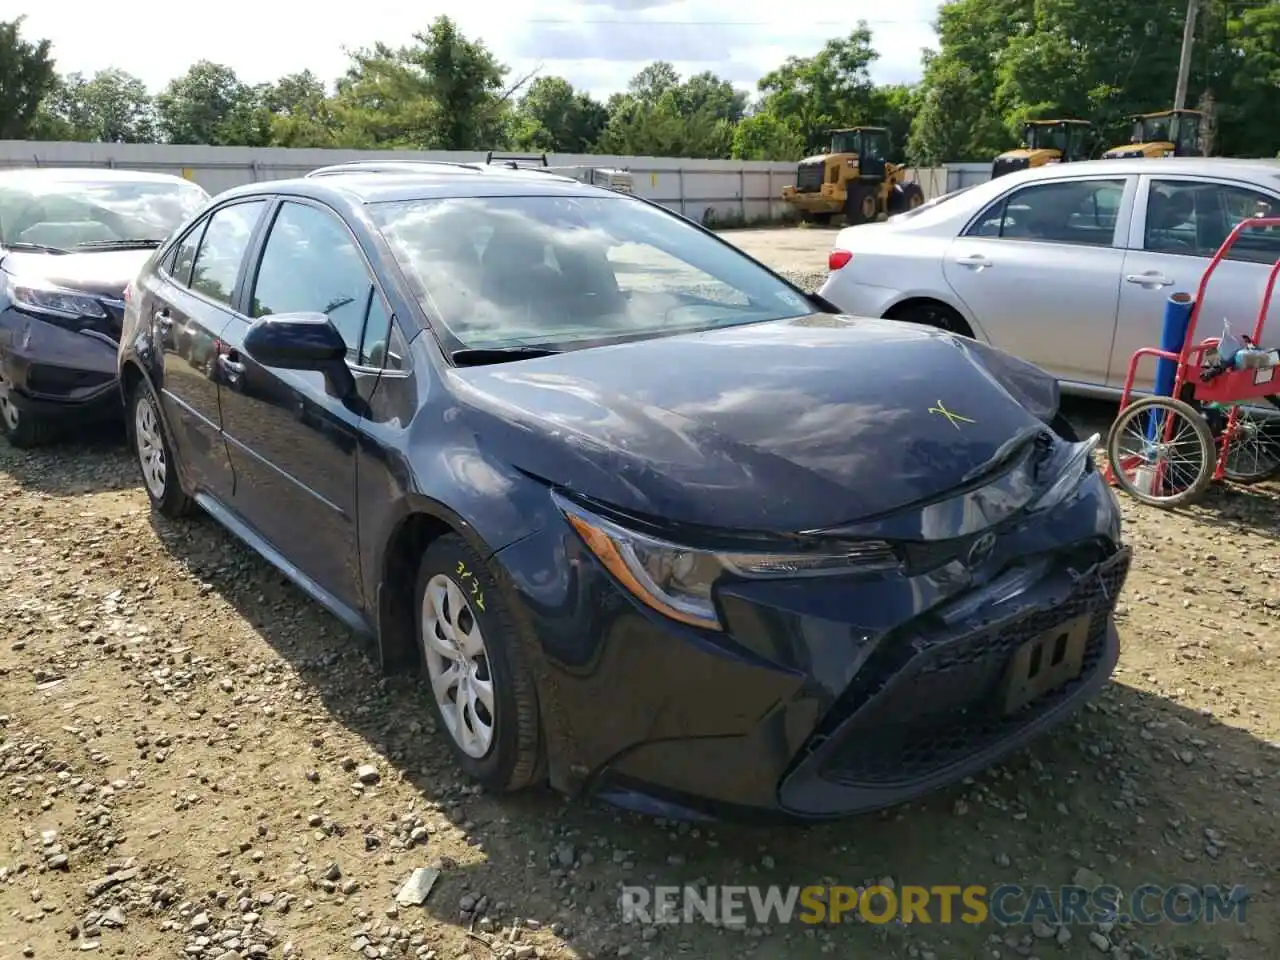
[0,373,19,432]
[134,392,167,499]
[421,573,495,758]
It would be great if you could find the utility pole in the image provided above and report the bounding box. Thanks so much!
[1171,0,1200,145]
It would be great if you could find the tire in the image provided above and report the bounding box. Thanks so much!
[128,378,194,518]
[0,373,58,449]
[844,185,877,225]
[1220,405,1280,484]
[414,534,542,793]
[1106,395,1216,508]
[900,182,925,210]
[890,301,972,338]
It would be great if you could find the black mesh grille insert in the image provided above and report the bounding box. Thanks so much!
[796,162,825,193]
[817,548,1130,787]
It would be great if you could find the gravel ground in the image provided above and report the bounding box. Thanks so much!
[2,230,1278,960]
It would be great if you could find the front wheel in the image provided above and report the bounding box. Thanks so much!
[414,534,542,793]
[0,373,58,449]
[1106,395,1216,508]
[129,378,193,518]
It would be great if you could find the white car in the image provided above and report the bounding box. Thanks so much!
[818,157,1280,397]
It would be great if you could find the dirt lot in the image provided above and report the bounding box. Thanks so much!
[2,228,1278,960]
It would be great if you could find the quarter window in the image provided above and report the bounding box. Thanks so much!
[1144,179,1280,264]
[189,200,267,306]
[967,179,1126,247]
[250,201,375,360]
[169,221,206,286]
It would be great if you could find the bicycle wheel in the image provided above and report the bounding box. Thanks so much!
[1222,403,1280,484]
[1106,396,1216,508]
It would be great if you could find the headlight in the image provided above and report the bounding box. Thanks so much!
[6,276,107,322]
[1031,433,1100,512]
[555,492,899,630]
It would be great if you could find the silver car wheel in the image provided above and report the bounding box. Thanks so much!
[422,573,495,759]
[134,392,167,499]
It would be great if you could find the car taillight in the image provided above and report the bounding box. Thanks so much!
[123,283,133,304]
[829,249,853,271]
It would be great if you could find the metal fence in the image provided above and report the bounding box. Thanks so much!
[0,140,959,222]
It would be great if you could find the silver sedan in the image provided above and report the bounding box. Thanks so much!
[818,157,1280,397]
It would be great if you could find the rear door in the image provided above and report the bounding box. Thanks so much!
[143,198,269,498]
[942,175,1135,386]
[216,198,388,613]
[1112,175,1280,390]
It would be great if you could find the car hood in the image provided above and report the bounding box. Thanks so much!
[0,248,153,298]
[446,315,1061,533]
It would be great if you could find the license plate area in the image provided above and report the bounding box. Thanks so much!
[1001,614,1091,715]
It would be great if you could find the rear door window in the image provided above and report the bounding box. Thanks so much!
[1144,179,1280,264]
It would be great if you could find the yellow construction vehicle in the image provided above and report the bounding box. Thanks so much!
[781,126,924,225]
[991,119,1096,178]
[1102,109,1204,159]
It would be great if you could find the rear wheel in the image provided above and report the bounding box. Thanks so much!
[0,372,57,449]
[129,378,193,518]
[1106,395,1216,508]
[1220,404,1280,483]
[888,301,972,338]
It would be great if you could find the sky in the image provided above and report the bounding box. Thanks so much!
[14,0,940,102]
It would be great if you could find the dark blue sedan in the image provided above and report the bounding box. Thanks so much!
[118,164,1130,821]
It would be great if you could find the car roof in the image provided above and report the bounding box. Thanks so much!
[218,167,612,205]
[0,166,197,186]
[1004,156,1280,184]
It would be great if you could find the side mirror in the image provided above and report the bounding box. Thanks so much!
[243,311,355,399]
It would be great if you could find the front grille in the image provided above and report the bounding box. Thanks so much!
[795,162,825,193]
[992,156,1030,178]
[816,547,1130,787]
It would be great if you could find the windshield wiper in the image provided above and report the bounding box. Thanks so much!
[450,345,561,366]
[3,241,71,254]
[74,239,166,249]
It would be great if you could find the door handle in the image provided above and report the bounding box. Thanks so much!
[218,353,246,377]
[1125,272,1174,287]
[955,255,992,268]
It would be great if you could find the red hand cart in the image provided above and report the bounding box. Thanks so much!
[1104,216,1280,507]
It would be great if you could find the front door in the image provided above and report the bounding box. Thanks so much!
[943,175,1134,386]
[1111,175,1280,391]
[145,198,268,498]
[217,198,387,613]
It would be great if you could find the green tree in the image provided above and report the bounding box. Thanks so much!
[260,70,342,147]
[155,60,266,145]
[908,0,1032,163]
[753,26,882,150]
[511,76,608,153]
[0,17,58,139]
[38,69,155,142]
[598,64,744,158]
[333,17,516,150]
[730,111,806,161]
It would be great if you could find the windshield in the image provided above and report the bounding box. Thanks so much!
[0,177,210,250]
[1025,124,1068,153]
[890,184,978,222]
[1136,116,1171,144]
[370,195,815,352]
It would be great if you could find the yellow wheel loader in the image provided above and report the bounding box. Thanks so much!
[991,119,1096,178]
[781,127,925,225]
[1102,109,1204,159]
